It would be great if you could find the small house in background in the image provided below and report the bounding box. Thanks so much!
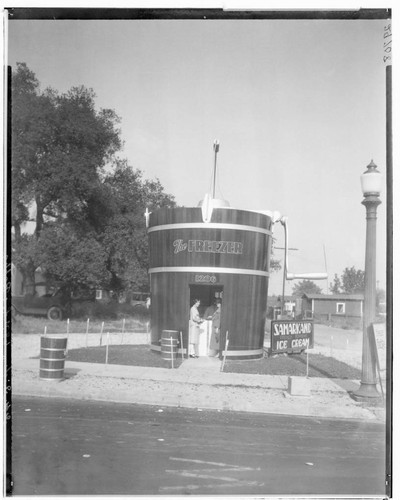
[95,288,119,303]
[95,289,150,307]
[301,293,364,329]
[11,263,45,296]
[267,296,302,319]
[377,300,386,317]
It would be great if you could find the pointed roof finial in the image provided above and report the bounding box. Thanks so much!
[212,140,220,198]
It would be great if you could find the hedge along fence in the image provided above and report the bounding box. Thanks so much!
[70,300,150,320]
[12,314,150,337]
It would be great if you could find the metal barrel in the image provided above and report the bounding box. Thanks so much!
[39,336,68,381]
[160,330,179,364]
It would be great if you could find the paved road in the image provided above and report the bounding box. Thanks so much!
[10,396,386,496]
[313,324,362,350]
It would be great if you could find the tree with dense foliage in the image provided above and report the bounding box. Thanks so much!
[291,280,323,297]
[329,266,365,294]
[11,63,175,296]
[341,266,365,294]
[329,274,342,294]
[12,64,121,235]
[100,161,175,295]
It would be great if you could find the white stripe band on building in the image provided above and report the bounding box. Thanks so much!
[148,266,270,277]
[148,222,272,236]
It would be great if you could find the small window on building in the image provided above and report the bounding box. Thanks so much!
[336,302,345,314]
[96,289,103,300]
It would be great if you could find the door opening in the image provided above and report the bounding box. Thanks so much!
[189,284,223,357]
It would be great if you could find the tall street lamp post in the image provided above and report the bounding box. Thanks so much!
[353,160,383,401]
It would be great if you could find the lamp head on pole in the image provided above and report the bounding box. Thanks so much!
[360,160,382,197]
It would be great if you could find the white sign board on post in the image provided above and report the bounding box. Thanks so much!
[271,320,314,354]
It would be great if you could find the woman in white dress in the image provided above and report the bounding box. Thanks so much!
[189,299,203,358]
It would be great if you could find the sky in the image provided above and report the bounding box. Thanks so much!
[6,11,390,296]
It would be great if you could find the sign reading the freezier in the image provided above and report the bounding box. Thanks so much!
[271,320,314,354]
[173,239,243,255]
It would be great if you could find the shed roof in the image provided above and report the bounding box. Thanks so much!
[302,293,363,301]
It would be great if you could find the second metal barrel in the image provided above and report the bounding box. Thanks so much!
[161,330,179,364]
[39,335,68,381]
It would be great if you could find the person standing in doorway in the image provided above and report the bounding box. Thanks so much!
[189,299,203,358]
[204,299,218,321]
[208,299,222,357]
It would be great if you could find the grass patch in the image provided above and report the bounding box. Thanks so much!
[65,344,184,369]
[224,353,361,379]
[62,344,359,380]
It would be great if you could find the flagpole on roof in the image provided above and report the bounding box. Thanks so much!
[212,140,220,199]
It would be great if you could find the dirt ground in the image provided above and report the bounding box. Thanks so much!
[9,322,387,421]
[11,322,386,372]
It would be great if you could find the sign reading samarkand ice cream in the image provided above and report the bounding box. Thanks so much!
[173,239,243,254]
[271,320,314,354]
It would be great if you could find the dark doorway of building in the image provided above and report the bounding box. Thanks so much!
[189,284,224,358]
[189,284,223,317]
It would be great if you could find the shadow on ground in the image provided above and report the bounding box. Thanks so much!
[224,352,361,379]
[64,344,184,369]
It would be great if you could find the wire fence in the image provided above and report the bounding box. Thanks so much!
[41,317,152,351]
